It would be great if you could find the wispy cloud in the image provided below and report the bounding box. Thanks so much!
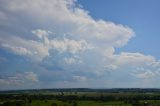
[0,72,38,89]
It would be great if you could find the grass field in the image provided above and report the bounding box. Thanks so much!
[1,99,160,106]
[0,100,134,106]
[1,91,160,106]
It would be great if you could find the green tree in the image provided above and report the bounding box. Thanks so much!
[51,102,58,106]
[72,101,78,106]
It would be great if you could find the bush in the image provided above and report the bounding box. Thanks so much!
[51,102,58,106]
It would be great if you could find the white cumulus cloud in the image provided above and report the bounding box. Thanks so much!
[0,0,160,88]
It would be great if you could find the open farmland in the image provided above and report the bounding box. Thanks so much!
[1,88,160,106]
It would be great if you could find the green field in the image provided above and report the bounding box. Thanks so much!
[1,91,160,106]
[1,99,160,106]
[0,100,133,106]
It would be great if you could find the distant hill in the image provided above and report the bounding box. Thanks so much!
[1,88,160,94]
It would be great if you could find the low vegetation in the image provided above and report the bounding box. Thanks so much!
[1,88,160,106]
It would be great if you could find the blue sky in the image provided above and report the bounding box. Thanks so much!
[78,0,160,58]
[0,0,160,90]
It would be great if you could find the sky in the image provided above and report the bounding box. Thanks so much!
[78,0,160,58]
[0,0,160,90]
